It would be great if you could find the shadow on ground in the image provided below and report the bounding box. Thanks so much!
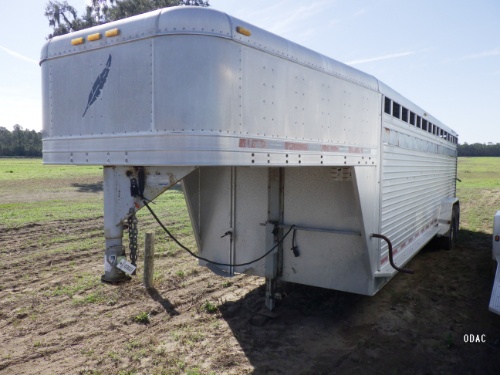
[147,287,179,317]
[71,181,103,193]
[217,229,500,374]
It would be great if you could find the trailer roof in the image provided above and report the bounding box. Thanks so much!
[41,6,454,136]
[41,7,379,91]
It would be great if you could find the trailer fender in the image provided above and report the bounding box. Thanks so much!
[437,198,460,250]
[437,198,460,236]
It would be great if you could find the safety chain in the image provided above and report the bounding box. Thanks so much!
[128,211,139,269]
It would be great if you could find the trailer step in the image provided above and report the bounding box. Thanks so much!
[489,256,500,315]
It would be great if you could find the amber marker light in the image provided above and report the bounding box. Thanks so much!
[71,37,84,45]
[236,26,251,37]
[105,28,120,37]
[87,33,101,41]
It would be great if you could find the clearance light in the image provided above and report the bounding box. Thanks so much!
[105,28,120,37]
[496,235,499,242]
[71,37,84,45]
[87,33,101,42]
[236,26,251,37]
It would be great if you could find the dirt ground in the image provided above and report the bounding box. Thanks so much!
[1,184,500,374]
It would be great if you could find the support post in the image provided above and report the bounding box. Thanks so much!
[144,232,155,289]
[265,168,284,311]
[265,222,279,310]
[102,166,134,283]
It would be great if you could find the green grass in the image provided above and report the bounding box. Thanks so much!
[72,292,103,306]
[50,272,102,298]
[456,157,500,234]
[0,200,103,226]
[132,311,151,324]
[200,300,218,314]
[0,158,104,228]
[0,158,102,181]
[457,157,500,189]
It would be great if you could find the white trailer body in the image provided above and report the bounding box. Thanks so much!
[41,7,459,304]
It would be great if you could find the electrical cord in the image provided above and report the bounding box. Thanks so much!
[143,200,295,268]
[291,228,300,257]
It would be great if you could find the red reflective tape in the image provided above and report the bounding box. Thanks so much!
[321,145,340,152]
[239,138,374,155]
[239,138,267,149]
[349,146,363,154]
[285,142,308,151]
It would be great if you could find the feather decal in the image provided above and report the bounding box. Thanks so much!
[82,54,112,117]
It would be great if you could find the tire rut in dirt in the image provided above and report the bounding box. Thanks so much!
[0,217,104,256]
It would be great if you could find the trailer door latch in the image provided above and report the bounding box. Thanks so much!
[130,177,140,197]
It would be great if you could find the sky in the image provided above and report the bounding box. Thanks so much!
[0,0,499,144]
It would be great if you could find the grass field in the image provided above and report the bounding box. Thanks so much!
[0,159,103,226]
[457,157,500,235]
[1,157,500,375]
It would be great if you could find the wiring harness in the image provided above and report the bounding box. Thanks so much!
[143,200,296,268]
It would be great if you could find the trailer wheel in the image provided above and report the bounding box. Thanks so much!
[441,206,459,250]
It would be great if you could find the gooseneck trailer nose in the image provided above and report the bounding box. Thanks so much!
[41,6,459,310]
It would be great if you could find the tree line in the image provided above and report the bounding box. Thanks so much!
[45,0,209,39]
[457,143,500,157]
[0,126,42,157]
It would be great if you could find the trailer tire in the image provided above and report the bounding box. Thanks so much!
[441,206,459,251]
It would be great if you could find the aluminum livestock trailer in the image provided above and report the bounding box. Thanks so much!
[41,6,460,310]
